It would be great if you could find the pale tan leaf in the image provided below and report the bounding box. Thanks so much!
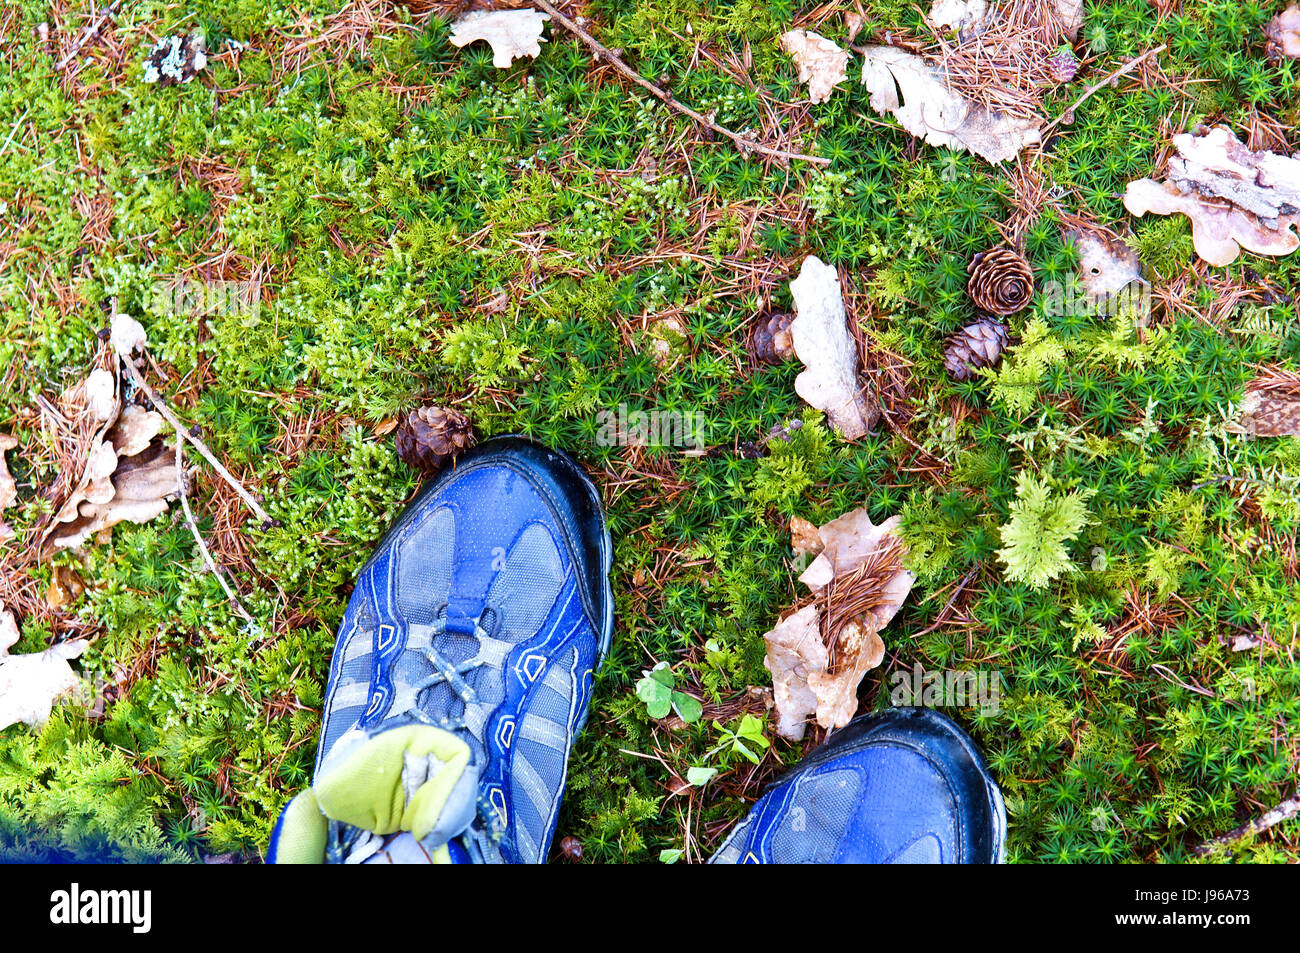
[1265,4,1300,60]
[84,368,118,422]
[762,604,826,741]
[927,0,988,34]
[1123,126,1300,267]
[789,516,823,558]
[0,611,87,730]
[807,619,885,731]
[780,29,849,105]
[1227,368,1300,437]
[107,406,165,458]
[110,312,148,356]
[1064,228,1144,300]
[789,256,877,440]
[450,10,550,69]
[1055,0,1083,41]
[859,46,1042,164]
[49,441,181,550]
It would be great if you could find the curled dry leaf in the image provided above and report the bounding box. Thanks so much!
[44,358,179,550]
[1064,228,1144,301]
[449,10,550,69]
[110,312,148,356]
[780,29,850,105]
[84,368,117,422]
[789,515,823,559]
[788,256,878,440]
[1054,0,1083,42]
[1265,4,1300,61]
[764,507,915,740]
[859,46,1042,165]
[762,605,826,741]
[1123,126,1300,267]
[1227,367,1300,438]
[49,440,183,550]
[0,606,87,731]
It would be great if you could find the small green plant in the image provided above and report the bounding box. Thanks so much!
[708,715,770,765]
[997,472,1094,589]
[634,663,703,723]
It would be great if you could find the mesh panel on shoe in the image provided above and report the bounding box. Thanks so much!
[484,522,565,641]
[394,506,455,625]
[769,768,861,864]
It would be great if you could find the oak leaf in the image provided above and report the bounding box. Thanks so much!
[859,46,1042,164]
[780,30,850,104]
[0,605,88,731]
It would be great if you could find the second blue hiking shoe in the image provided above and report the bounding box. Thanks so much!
[711,708,1005,864]
[270,436,613,864]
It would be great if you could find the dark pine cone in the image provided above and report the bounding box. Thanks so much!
[967,247,1034,316]
[394,406,476,475]
[944,318,1010,382]
[748,312,796,365]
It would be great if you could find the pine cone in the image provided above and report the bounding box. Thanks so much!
[395,406,476,475]
[1046,47,1079,84]
[748,312,796,365]
[967,247,1034,316]
[944,318,1009,382]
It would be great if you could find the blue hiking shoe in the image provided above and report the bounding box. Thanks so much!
[711,708,1005,864]
[269,436,613,864]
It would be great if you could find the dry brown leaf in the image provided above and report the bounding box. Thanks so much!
[789,516,823,559]
[1227,368,1300,437]
[1265,4,1300,60]
[764,507,914,740]
[1064,228,1144,301]
[806,619,885,731]
[46,565,86,611]
[49,440,182,550]
[1123,126,1300,267]
[762,604,826,741]
[107,405,165,457]
[780,29,850,104]
[449,10,550,68]
[110,312,148,356]
[788,256,877,440]
[84,368,118,422]
[0,606,88,731]
[859,46,1042,164]
[1055,0,1083,42]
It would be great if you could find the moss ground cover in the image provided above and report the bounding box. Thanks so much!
[1,0,1298,863]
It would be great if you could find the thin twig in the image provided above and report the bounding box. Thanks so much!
[109,333,273,527]
[55,0,123,71]
[1193,790,1300,856]
[175,439,253,623]
[532,1,828,166]
[1042,45,1167,136]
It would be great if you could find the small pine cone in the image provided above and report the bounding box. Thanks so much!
[967,247,1034,316]
[1046,46,1079,84]
[944,318,1009,382]
[394,406,476,475]
[749,312,796,365]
